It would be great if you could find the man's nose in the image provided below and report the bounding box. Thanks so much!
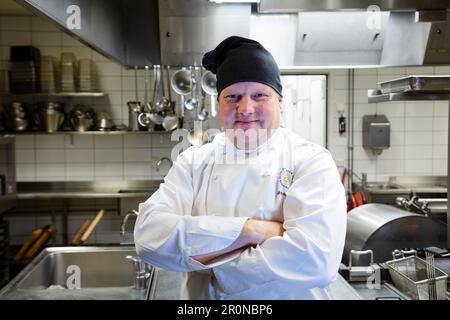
[236,95,255,116]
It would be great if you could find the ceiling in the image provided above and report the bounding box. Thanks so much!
[0,0,32,15]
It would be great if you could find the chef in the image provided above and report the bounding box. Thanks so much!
[134,36,347,299]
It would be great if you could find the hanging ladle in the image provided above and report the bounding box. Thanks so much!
[184,67,198,111]
[170,67,192,117]
[197,71,208,121]
[155,65,171,112]
[162,65,179,131]
[139,65,163,126]
[137,65,153,128]
[201,70,218,117]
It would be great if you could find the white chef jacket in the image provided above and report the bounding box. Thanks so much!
[135,127,347,299]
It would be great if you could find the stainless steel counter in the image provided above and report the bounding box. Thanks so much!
[147,270,364,300]
[16,180,164,199]
[0,244,365,300]
[354,175,447,193]
[353,175,447,205]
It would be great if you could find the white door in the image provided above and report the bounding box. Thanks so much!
[280,75,327,147]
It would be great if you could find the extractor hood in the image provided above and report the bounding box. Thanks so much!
[258,0,450,13]
[15,0,249,68]
[16,0,161,68]
[256,0,450,67]
[288,10,449,67]
[13,0,450,68]
[158,0,251,66]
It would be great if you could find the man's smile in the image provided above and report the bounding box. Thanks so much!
[234,120,261,130]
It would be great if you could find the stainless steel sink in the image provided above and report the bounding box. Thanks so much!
[0,246,147,300]
[364,183,401,190]
[353,182,408,196]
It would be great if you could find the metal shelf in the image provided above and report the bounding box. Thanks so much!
[0,130,170,135]
[368,89,450,103]
[0,92,106,97]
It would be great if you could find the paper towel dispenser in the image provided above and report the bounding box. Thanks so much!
[363,114,390,155]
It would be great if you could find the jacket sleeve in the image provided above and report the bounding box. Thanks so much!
[134,147,248,272]
[211,150,347,296]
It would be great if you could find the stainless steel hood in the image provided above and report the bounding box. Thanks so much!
[16,0,250,68]
[158,0,450,68]
[292,11,388,67]
[158,0,251,66]
[17,0,161,68]
[13,0,450,68]
[286,10,450,67]
[257,0,450,67]
[258,0,450,13]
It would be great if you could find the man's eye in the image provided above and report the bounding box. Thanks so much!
[225,95,239,102]
[253,93,268,100]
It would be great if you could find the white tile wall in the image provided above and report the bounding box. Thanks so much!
[13,132,173,182]
[66,149,94,163]
[328,66,448,182]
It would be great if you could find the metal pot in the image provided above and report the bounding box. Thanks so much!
[40,109,65,133]
[33,102,65,133]
[96,111,115,131]
[4,117,28,132]
[3,102,29,132]
[70,117,94,132]
[69,104,96,132]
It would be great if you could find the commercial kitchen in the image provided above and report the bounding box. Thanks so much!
[0,0,450,300]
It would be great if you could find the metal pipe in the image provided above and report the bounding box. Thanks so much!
[447,100,450,248]
[351,69,355,192]
[347,70,351,192]
[347,69,355,193]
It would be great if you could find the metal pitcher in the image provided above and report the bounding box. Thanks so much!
[127,101,144,131]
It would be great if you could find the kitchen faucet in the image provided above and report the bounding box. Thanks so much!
[120,209,138,237]
[126,255,155,291]
[122,210,155,292]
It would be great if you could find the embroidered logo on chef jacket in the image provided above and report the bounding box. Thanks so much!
[277,168,294,196]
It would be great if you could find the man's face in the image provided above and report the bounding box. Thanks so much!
[218,82,282,149]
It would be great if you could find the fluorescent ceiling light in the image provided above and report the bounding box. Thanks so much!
[279,65,382,70]
[210,0,260,3]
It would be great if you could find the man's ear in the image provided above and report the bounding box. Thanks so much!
[277,96,283,110]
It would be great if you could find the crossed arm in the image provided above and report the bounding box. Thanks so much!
[191,219,285,264]
[135,147,347,295]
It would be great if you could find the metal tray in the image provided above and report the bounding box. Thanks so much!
[379,76,450,94]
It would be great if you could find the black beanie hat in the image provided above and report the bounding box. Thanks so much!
[202,36,282,98]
